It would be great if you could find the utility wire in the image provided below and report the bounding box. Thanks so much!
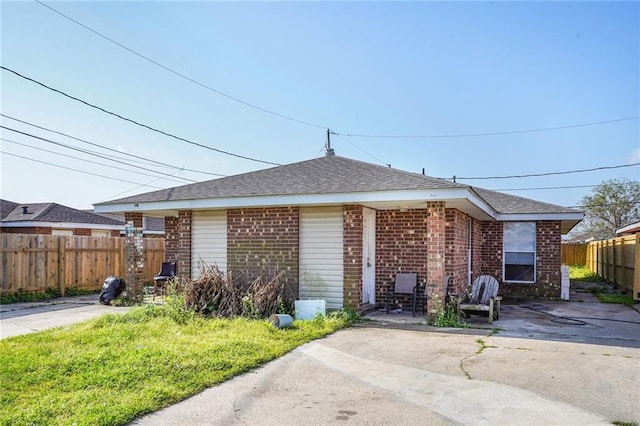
[35,0,327,131]
[1,150,165,188]
[1,66,280,166]
[449,162,640,180]
[34,2,637,139]
[335,134,387,165]
[493,184,599,191]
[1,113,226,176]
[1,137,190,184]
[340,116,640,139]
[1,126,198,183]
[98,169,187,202]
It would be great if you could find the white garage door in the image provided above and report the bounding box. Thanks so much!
[299,206,344,309]
[191,210,227,279]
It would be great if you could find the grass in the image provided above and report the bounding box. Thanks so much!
[593,292,636,307]
[0,288,98,304]
[0,305,355,425]
[568,265,603,282]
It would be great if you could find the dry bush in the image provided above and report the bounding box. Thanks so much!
[184,260,293,318]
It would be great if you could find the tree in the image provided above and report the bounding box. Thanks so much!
[579,178,640,239]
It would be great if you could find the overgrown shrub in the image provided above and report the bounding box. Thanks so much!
[184,261,294,318]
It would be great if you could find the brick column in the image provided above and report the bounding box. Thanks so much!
[177,210,192,279]
[343,205,363,310]
[426,201,446,313]
[123,214,144,301]
[164,216,179,263]
[124,212,143,228]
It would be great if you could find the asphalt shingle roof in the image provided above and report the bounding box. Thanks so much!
[0,199,19,220]
[2,202,123,225]
[472,187,580,215]
[100,156,466,205]
[96,155,581,216]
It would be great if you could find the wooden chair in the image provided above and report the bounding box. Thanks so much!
[457,275,502,324]
[386,273,418,315]
[153,261,176,300]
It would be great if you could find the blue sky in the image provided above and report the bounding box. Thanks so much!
[1,1,638,213]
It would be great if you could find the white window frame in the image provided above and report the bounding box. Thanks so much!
[503,222,536,283]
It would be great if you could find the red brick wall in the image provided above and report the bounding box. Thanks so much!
[124,212,143,228]
[375,209,429,308]
[480,221,503,279]
[343,205,363,309]
[445,208,469,294]
[111,230,121,237]
[73,228,91,236]
[227,207,299,295]
[1,227,52,234]
[480,220,563,299]
[426,202,446,311]
[471,218,483,283]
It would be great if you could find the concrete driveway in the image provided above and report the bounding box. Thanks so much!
[133,327,639,425]
[0,294,130,339]
[2,294,639,424]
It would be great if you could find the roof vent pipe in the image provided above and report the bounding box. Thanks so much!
[22,206,29,214]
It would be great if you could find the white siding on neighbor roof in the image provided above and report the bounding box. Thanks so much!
[299,206,344,309]
[191,211,227,279]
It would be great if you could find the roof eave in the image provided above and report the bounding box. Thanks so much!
[0,221,123,230]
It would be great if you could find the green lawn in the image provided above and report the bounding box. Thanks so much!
[568,265,603,282]
[0,305,354,425]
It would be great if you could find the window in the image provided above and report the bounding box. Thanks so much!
[503,222,535,283]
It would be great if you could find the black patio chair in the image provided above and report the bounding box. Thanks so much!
[153,261,176,300]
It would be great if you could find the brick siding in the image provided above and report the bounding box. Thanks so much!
[124,212,143,228]
[343,205,363,309]
[1,227,52,234]
[481,220,563,299]
[73,228,91,236]
[445,208,470,294]
[227,207,299,296]
[164,216,179,263]
[176,210,192,279]
[480,221,503,279]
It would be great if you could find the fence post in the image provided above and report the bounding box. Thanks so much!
[634,233,640,301]
[57,236,66,297]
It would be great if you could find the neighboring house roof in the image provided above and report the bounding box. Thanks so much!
[0,199,19,220]
[1,201,122,229]
[616,221,640,235]
[562,232,599,244]
[95,155,584,233]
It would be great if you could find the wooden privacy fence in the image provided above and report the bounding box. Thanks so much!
[561,243,588,266]
[586,234,640,300]
[1,234,165,295]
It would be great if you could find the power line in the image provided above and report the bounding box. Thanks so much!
[340,116,640,139]
[1,65,280,166]
[1,150,165,188]
[1,113,226,177]
[449,162,640,180]
[35,1,636,140]
[493,184,599,191]
[1,137,190,184]
[335,134,387,165]
[35,0,328,131]
[1,126,198,183]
